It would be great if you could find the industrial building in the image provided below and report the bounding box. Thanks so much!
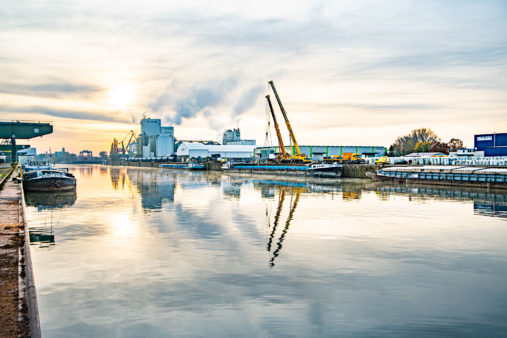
[474,132,507,157]
[222,128,256,145]
[136,118,175,158]
[17,148,36,164]
[177,142,256,160]
[255,145,386,161]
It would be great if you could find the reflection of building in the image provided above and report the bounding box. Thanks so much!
[222,128,256,145]
[137,118,175,158]
[129,170,175,209]
[474,201,507,218]
[474,132,507,157]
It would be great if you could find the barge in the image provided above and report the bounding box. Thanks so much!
[22,168,76,192]
[160,163,205,170]
[223,163,343,178]
[373,166,507,189]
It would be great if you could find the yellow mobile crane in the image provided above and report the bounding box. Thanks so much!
[266,95,287,160]
[268,81,310,163]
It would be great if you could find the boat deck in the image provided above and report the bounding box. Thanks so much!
[377,166,507,188]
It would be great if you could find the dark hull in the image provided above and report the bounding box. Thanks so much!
[373,174,507,190]
[23,177,76,192]
[306,167,343,178]
[227,166,343,178]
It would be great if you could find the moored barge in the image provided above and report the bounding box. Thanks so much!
[373,166,507,189]
[160,163,205,170]
[223,162,343,178]
[23,169,76,192]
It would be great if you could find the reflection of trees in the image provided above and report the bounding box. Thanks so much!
[267,187,302,268]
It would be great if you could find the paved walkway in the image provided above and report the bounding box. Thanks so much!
[0,172,30,337]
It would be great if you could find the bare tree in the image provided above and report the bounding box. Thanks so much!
[431,141,449,154]
[448,138,464,152]
[390,128,441,156]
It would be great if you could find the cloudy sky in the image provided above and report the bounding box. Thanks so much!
[1,0,506,153]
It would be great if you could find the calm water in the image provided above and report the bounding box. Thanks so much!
[25,165,507,337]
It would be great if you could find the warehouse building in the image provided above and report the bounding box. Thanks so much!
[474,132,507,157]
[176,142,256,160]
[255,145,386,161]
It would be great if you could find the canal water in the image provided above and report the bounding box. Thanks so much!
[24,165,507,337]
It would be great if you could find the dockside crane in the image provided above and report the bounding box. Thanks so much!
[110,130,137,158]
[266,95,287,160]
[268,81,310,163]
[119,130,137,155]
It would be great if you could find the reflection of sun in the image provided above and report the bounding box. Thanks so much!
[108,213,137,239]
[108,83,135,110]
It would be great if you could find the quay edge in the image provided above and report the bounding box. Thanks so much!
[106,160,379,179]
[0,167,40,338]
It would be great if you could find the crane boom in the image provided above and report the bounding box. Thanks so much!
[266,95,287,159]
[268,81,302,157]
[119,130,136,155]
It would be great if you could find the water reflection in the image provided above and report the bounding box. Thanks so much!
[29,227,55,249]
[375,184,507,218]
[24,166,507,337]
[109,168,175,209]
[227,175,507,219]
[25,191,76,210]
[128,169,175,209]
[24,191,75,249]
[267,187,303,267]
[474,201,507,218]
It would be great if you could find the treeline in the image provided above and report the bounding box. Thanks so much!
[388,128,464,156]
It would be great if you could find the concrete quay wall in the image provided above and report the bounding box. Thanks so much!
[0,169,40,338]
[107,160,378,179]
[342,164,378,178]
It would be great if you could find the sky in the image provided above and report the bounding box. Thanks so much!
[1,0,507,154]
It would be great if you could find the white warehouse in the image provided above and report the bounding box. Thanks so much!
[176,143,256,160]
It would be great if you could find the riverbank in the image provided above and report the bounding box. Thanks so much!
[0,169,40,337]
[107,160,378,178]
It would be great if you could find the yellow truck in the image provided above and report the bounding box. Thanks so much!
[342,153,363,163]
[375,156,389,165]
[324,153,363,164]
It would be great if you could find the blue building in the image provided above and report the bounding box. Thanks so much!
[474,133,507,157]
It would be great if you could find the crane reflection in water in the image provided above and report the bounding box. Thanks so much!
[24,190,76,249]
[266,186,303,268]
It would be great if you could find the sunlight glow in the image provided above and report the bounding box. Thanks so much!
[108,83,135,110]
[108,212,137,239]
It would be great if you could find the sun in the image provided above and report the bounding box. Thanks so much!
[108,83,135,110]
